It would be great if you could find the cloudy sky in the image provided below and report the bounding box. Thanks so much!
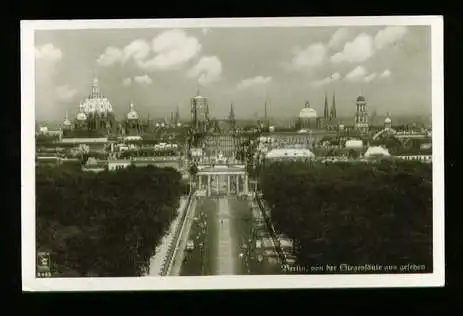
[34,25,431,121]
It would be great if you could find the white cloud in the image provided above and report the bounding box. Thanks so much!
[96,30,202,71]
[310,72,341,88]
[328,28,351,49]
[97,39,151,67]
[364,73,377,83]
[55,85,77,101]
[344,66,379,83]
[123,39,151,63]
[380,69,392,78]
[139,30,202,71]
[122,77,132,86]
[35,43,62,63]
[374,26,408,50]
[331,33,374,63]
[97,46,124,67]
[291,43,327,68]
[133,74,153,85]
[344,66,368,82]
[236,76,272,91]
[187,56,222,86]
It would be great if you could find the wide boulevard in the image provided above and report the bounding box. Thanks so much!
[180,193,282,276]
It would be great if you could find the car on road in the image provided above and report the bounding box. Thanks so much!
[186,240,194,251]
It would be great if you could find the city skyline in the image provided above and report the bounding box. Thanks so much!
[35,25,431,121]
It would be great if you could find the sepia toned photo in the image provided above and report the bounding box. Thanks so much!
[21,16,444,291]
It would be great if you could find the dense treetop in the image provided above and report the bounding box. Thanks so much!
[260,160,433,272]
[36,165,183,277]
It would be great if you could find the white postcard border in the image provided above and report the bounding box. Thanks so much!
[21,16,444,291]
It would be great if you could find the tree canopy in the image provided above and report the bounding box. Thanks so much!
[36,164,183,277]
[260,160,433,272]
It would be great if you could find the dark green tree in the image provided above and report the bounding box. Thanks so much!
[260,160,433,272]
[36,165,183,277]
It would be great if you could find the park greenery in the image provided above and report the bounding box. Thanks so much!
[36,164,183,277]
[260,160,433,272]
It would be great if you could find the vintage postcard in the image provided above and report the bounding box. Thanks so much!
[21,16,444,291]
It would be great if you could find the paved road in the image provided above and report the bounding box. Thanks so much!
[180,195,281,275]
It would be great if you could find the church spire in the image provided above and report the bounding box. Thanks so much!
[229,102,235,120]
[323,92,329,120]
[330,92,337,119]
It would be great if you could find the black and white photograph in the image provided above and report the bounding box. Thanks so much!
[21,16,444,291]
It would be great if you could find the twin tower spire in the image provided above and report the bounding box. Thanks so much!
[323,92,337,120]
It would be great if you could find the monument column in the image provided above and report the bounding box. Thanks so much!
[216,175,219,194]
[227,175,231,194]
[198,175,202,190]
[244,174,248,195]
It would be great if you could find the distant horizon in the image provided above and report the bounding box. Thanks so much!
[36,112,431,126]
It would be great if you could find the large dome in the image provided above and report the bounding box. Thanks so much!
[299,107,317,119]
[82,97,113,114]
[127,102,139,120]
[385,116,392,124]
[76,112,87,121]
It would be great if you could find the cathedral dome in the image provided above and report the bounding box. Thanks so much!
[127,102,139,120]
[299,107,317,119]
[76,112,87,121]
[356,96,366,102]
[82,97,113,114]
[384,116,392,124]
[80,75,113,114]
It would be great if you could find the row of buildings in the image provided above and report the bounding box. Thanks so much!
[36,74,432,170]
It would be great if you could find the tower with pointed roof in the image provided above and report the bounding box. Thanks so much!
[63,111,72,130]
[124,101,142,138]
[323,92,329,121]
[330,92,337,120]
[90,74,101,99]
[229,102,236,130]
[384,112,392,130]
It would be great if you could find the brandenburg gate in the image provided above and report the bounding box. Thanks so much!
[196,165,249,196]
